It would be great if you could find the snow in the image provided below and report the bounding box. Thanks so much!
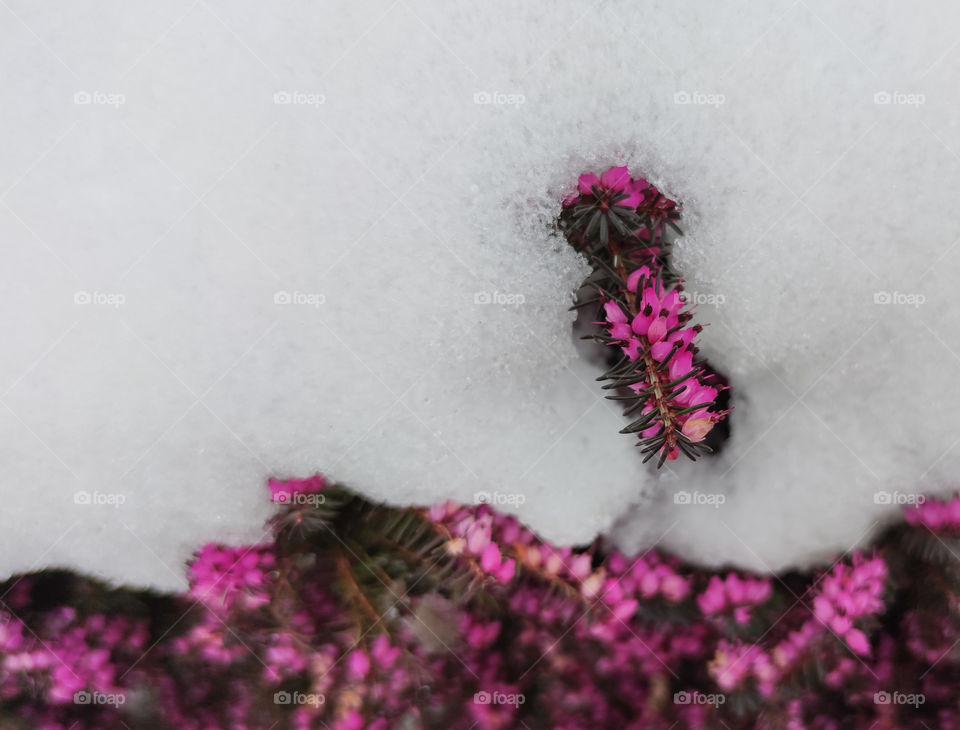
[3,0,960,589]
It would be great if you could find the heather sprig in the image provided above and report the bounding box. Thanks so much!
[560,165,729,465]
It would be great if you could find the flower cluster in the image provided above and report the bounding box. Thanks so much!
[188,542,276,612]
[269,473,325,503]
[709,639,778,697]
[904,496,960,532]
[0,581,151,728]
[561,165,680,250]
[697,572,772,625]
[3,483,960,728]
[560,166,728,465]
[810,553,886,656]
[429,500,517,583]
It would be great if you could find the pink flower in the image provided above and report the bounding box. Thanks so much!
[569,554,593,580]
[268,474,325,503]
[480,543,502,573]
[573,166,642,208]
[494,558,516,583]
[626,265,653,292]
[610,598,638,622]
[710,641,777,695]
[466,521,492,554]
[562,166,655,247]
[660,573,692,602]
[603,301,633,341]
[601,275,723,458]
[904,494,960,532]
[844,628,871,656]
[805,553,886,657]
[347,650,370,679]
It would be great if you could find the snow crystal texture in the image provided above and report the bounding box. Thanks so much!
[3,0,960,589]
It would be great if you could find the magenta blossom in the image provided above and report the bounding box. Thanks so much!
[810,554,885,656]
[569,166,643,209]
[561,165,656,247]
[904,494,960,531]
[268,473,325,503]
[698,573,773,625]
[601,277,724,458]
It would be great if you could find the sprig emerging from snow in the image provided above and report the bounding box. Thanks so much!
[560,166,729,466]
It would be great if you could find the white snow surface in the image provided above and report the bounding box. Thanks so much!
[3,1,960,590]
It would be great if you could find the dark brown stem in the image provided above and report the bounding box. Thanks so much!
[335,549,382,631]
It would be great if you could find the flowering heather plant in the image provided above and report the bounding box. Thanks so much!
[2,478,960,727]
[560,166,728,466]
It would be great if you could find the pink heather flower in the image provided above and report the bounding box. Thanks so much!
[581,571,604,599]
[480,543,502,572]
[464,620,501,649]
[543,548,564,577]
[466,520,493,554]
[572,166,642,209]
[428,499,460,522]
[601,277,722,456]
[698,574,772,624]
[188,544,276,611]
[622,555,691,603]
[640,183,679,220]
[268,474,325,503]
[347,649,370,680]
[808,553,886,656]
[603,301,633,341]
[369,635,402,667]
[904,494,960,531]
[562,166,659,248]
[844,628,871,656]
[494,558,516,583]
[771,621,822,671]
[609,598,639,622]
[635,182,681,242]
[569,553,593,580]
[659,570,693,602]
[710,641,777,696]
[626,265,654,293]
